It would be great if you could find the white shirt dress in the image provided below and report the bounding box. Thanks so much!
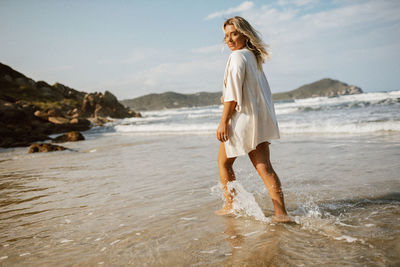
[222,48,280,158]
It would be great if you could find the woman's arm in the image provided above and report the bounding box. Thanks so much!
[217,100,237,142]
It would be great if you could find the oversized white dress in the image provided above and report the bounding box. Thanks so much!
[222,48,280,158]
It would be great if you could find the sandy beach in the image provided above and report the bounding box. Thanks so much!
[1,127,399,266]
[1,91,400,265]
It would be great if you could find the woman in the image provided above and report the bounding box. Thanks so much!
[216,16,292,223]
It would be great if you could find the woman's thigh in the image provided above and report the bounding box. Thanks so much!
[248,141,271,169]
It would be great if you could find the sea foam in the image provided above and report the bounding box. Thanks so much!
[105,90,400,135]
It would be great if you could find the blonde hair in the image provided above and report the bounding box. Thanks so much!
[223,16,270,69]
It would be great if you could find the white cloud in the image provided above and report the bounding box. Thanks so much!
[278,0,319,7]
[204,1,254,20]
[200,0,400,94]
[95,0,400,99]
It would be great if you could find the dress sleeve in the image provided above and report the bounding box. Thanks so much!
[224,52,246,112]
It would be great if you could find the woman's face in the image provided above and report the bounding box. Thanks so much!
[224,24,247,51]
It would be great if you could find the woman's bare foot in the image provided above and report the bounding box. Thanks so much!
[215,206,234,216]
[272,214,295,223]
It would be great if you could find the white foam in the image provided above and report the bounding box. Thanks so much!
[143,105,221,117]
[19,252,30,257]
[273,91,400,121]
[106,90,400,136]
[280,120,400,134]
[187,113,219,119]
[180,217,197,221]
[110,240,120,245]
[114,123,217,134]
[275,107,299,115]
[227,181,271,223]
[276,90,400,110]
[200,249,217,254]
[243,231,259,237]
[334,235,358,243]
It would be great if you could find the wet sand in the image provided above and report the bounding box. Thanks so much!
[0,132,399,266]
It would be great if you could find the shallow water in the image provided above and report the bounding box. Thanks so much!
[1,131,399,266]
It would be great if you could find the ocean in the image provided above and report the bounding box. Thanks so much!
[1,90,399,266]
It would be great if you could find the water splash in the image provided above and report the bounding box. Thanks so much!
[227,181,272,223]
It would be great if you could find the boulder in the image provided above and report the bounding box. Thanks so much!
[48,116,70,124]
[28,143,67,153]
[88,116,114,126]
[80,91,141,118]
[52,131,84,143]
[68,118,91,129]
[34,110,48,119]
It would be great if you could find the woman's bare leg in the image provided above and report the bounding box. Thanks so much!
[248,142,292,222]
[215,142,237,215]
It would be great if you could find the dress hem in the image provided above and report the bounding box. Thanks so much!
[225,137,279,158]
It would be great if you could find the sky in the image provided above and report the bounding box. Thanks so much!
[1,0,399,100]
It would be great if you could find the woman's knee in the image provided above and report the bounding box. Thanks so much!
[255,161,274,175]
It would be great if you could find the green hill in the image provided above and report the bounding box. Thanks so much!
[272,78,362,101]
[121,91,221,111]
[122,78,363,111]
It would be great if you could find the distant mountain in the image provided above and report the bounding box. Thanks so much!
[122,78,363,111]
[272,78,363,101]
[121,91,221,111]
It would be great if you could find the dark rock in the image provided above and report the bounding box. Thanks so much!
[0,100,50,147]
[0,62,141,148]
[28,143,67,153]
[34,110,49,119]
[88,116,114,126]
[48,116,70,124]
[52,131,84,143]
[68,118,91,129]
[47,109,62,117]
[80,91,141,118]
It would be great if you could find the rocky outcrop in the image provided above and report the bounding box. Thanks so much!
[0,99,49,147]
[52,131,85,143]
[28,143,67,153]
[0,62,141,148]
[81,91,140,118]
[0,99,91,148]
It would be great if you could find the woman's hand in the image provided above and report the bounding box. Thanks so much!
[217,100,236,142]
[217,121,229,142]
[220,95,224,104]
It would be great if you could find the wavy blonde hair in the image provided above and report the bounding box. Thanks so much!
[223,16,270,69]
